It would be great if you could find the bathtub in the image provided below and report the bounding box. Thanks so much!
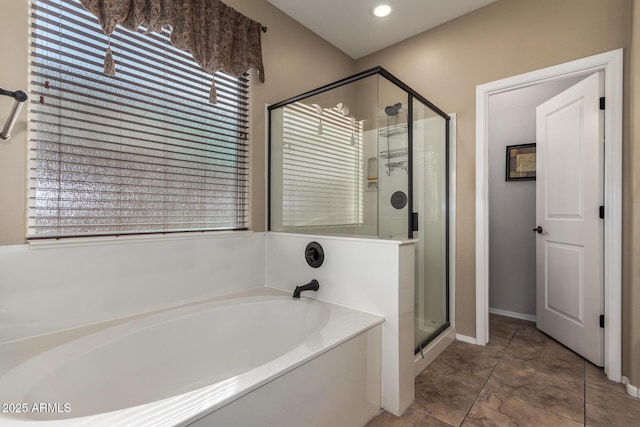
[0,292,384,426]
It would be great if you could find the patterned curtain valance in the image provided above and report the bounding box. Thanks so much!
[79,0,265,103]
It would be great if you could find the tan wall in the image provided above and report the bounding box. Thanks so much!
[355,0,633,344]
[0,0,355,244]
[225,0,356,232]
[0,1,29,245]
[628,0,640,385]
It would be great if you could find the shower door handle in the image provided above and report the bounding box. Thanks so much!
[411,212,419,232]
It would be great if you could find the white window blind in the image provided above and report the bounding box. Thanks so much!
[281,103,363,227]
[28,0,250,239]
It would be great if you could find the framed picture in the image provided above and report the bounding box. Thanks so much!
[506,143,536,181]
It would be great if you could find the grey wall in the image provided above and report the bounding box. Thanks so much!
[488,76,585,317]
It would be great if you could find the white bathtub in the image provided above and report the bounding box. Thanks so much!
[0,292,384,426]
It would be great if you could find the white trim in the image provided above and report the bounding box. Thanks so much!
[267,231,413,245]
[456,334,477,345]
[414,327,456,377]
[622,376,640,399]
[265,103,271,232]
[489,307,536,323]
[27,230,255,250]
[449,114,457,329]
[475,91,490,346]
[475,49,623,382]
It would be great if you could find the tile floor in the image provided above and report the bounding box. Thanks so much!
[367,314,640,426]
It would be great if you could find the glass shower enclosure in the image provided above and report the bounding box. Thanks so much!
[268,67,449,352]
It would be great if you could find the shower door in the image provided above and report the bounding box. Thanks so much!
[412,98,449,351]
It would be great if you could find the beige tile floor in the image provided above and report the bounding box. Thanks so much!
[367,314,640,426]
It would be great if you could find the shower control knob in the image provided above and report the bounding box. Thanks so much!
[305,242,324,268]
[391,191,408,209]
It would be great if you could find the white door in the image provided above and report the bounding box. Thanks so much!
[535,72,604,366]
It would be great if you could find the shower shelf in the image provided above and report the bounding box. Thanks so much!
[385,161,408,174]
[380,147,408,159]
[379,123,408,137]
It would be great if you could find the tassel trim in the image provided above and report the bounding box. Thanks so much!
[104,47,116,76]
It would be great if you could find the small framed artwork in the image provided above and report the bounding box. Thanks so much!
[506,143,536,181]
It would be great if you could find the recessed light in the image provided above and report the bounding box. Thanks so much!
[371,2,393,18]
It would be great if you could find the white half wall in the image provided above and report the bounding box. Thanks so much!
[0,232,265,344]
[265,232,415,416]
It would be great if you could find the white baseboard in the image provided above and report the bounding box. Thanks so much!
[414,327,456,377]
[489,307,536,322]
[622,376,640,399]
[456,334,477,345]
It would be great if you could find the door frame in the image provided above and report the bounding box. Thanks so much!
[475,49,623,381]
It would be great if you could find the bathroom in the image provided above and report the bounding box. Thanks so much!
[1,0,639,426]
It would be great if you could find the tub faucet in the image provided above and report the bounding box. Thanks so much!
[292,279,320,299]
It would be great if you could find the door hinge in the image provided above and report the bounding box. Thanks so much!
[411,212,419,232]
[599,97,605,110]
[599,314,605,328]
[599,205,605,219]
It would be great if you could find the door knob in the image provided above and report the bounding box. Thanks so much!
[533,226,543,234]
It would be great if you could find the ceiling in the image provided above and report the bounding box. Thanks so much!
[267,0,497,59]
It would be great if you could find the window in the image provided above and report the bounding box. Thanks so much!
[28,0,250,239]
[281,102,363,227]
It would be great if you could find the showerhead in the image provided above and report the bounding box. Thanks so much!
[384,102,403,116]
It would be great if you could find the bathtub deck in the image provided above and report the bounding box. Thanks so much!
[0,289,384,427]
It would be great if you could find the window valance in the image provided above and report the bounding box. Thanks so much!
[79,0,265,103]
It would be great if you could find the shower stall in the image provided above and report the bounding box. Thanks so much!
[268,67,449,353]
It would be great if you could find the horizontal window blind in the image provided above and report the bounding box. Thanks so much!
[281,102,363,227]
[28,0,250,239]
